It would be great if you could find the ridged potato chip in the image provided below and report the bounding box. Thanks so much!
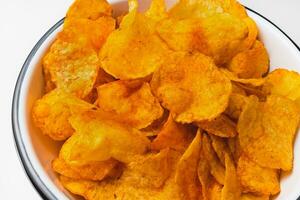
[96,80,163,129]
[228,40,269,78]
[175,130,202,200]
[32,89,95,140]
[151,52,231,123]
[61,110,150,164]
[99,0,169,79]
[197,114,237,138]
[151,114,195,152]
[237,155,280,195]
[66,0,112,19]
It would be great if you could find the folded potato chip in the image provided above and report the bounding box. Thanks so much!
[99,0,169,79]
[151,52,231,123]
[237,155,280,195]
[60,110,150,164]
[66,0,112,19]
[32,89,95,140]
[96,80,163,129]
[244,95,300,171]
[228,40,269,78]
[197,114,237,138]
[175,130,202,200]
[151,114,195,152]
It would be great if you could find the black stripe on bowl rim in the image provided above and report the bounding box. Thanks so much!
[11,8,300,200]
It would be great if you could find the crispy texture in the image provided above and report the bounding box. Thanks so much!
[60,110,150,164]
[197,114,237,138]
[243,95,300,171]
[66,0,112,19]
[225,93,247,120]
[228,40,269,78]
[175,130,202,200]
[151,52,231,123]
[99,0,169,79]
[237,155,280,195]
[151,114,195,152]
[32,89,95,140]
[96,81,163,129]
[210,135,231,165]
[241,194,270,200]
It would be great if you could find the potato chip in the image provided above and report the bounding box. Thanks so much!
[157,14,248,65]
[151,114,195,152]
[52,157,119,181]
[209,181,223,200]
[210,135,231,165]
[61,110,150,164]
[43,38,99,98]
[175,130,202,200]
[228,137,242,164]
[66,0,112,19]
[63,17,115,50]
[237,155,280,195]
[197,150,213,200]
[32,89,95,140]
[151,52,231,123]
[235,83,266,100]
[96,81,163,129]
[225,93,247,120]
[221,154,241,200]
[228,40,269,78]
[197,114,237,138]
[202,134,225,185]
[243,95,300,171]
[99,0,169,79]
[241,194,269,200]
[221,68,265,87]
[263,69,300,101]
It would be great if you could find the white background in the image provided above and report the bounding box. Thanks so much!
[0,0,299,199]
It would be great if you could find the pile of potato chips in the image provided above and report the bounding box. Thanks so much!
[32,0,300,199]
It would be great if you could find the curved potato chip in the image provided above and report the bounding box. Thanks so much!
[210,135,231,166]
[228,40,269,78]
[240,17,259,51]
[244,95,300,171]
[263,69,300,101]
[202,134,225,185]
[225,93,247,120]
[63,17,115,50]
[220,68,265,87]
[237,155,280,195]
[209,181,223,200]
[221,154,241,200]
[175,130,202,200]
[197,150,213,200]
[151,114,195,152]
[99,0,169,79]
[32,89,95,140]
[151,52,231,123]
[61,110,150,164]
[52,157,119,181]
[66,0,112,19]
[241,194,269,200]
[43,38,99,98]
[96,81,163,129]
[197,114,237,138]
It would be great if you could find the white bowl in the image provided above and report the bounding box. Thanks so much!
[12,1,300,199]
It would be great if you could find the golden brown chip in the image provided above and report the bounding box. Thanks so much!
[52,157,119,181]
[197,114,237,138]
[241,193,270,200]
[96,80,163,129]
[99,0,169,79]
[32,89,95,140]
[151,52,231,123]
[175,130,202,200]
[243,95,300,171]
[209,181,223,200]
[225,93,247,120]
[263,69,300,101]
[228,40,269,79]
[60,110,150,164]
[221,154,241,200]
[210,135,231,165]
[151,114,195,152]
[43,38,99,98]
[237,155,280,195]
[66,0,112,19]
[197,150,213,200]
[202,134,225,185]
[63,17,115,50]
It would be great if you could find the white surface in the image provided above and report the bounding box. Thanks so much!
[0,0,300,199]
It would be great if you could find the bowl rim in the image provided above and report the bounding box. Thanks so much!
[11,7,300,200]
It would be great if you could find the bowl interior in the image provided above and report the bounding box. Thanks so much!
[16,1,300,199]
